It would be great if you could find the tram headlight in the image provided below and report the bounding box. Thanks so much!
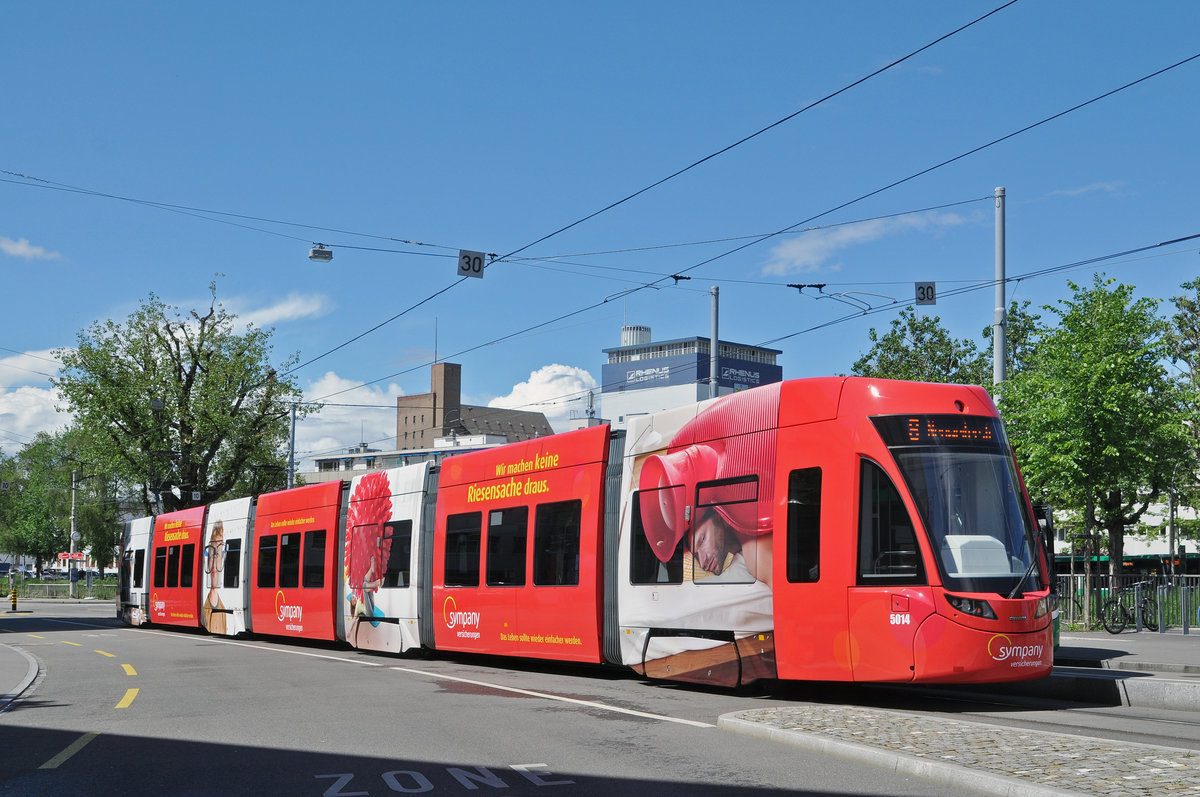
[945,594,997,620]
[1034,597,1049,619]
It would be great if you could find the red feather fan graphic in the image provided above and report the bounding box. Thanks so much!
[344,471,393,613]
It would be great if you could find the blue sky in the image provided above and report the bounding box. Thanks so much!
[3,1,1198,469]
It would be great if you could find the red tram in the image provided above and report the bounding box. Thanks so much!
[118,377,1053,687]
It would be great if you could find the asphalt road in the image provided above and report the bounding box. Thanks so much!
[7,603,1200,796]
[1,602,963,797]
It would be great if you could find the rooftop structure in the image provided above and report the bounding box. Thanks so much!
[598,325,783,427]
[396,362,553,450]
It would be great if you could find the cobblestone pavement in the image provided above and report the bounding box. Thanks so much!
[720,705,1200,797]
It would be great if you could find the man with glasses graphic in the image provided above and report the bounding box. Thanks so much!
[203,522,228,634]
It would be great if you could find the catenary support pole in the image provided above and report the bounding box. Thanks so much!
[710,286,719,400]
[287,402,297,489]
[69,469,77,599]
[993,186,1007,386]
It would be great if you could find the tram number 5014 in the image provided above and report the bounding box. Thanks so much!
[459,250,486,279]
[889,613,911,625]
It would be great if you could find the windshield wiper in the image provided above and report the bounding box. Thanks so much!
[1007,557,1039,600]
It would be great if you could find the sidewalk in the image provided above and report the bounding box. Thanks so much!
[0,615,40,712]
[1055,628,1200,674]
[1006,629,1200,712]
[721,704,1200,797]
[722,630,1200,796]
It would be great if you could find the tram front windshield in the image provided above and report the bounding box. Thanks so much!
[871,414,1042,596]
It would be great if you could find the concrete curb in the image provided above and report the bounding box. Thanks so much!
[980,667,1200,711]
[0,643,39,711]
[718,711,1087,797]
[1059,657,1200,676]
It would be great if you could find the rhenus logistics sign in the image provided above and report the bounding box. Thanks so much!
[602,353,782,394]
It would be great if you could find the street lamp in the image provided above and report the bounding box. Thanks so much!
[68,469,101,599]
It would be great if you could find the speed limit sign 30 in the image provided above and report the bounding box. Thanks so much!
[458,250,486,279]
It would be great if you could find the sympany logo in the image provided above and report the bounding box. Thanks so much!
[442,595,480,630]
[987,633,1044,664]
[275,589,303,623]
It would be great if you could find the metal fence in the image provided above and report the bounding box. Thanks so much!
[1055,573,1200,631]
[8,580,117,602]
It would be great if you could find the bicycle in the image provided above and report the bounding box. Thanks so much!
[1100,581,1160,634]
[1057,593,1086,625]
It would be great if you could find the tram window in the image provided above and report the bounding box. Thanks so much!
[533,500,581,586]
[279,533,301,588]
[630,488,684,585]
[382,521,413,588]
[120,552,132,602]
[858,460,926,585]
[167,545,181,588]
[693,476,757,584]
[487,506,528,586]
[445,512,481,587]
[153,547,167,588]
[133,549,145,589]
[180,544,195,588]
[223,539,241,589]
[303,529,326,588]
[257,534,278,588]
[786,468,821,583]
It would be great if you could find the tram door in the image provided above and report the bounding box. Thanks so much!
[845,458,935,682]
[771,422,856,682]
[119,516,154,626]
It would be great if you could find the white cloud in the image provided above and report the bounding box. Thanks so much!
[1049,182,1124,198]
[763,211,966,275]
[0,364,405,471]
[0,361,404,471]
[0,349,62,388]
[294,372,404,469]
[0,349,68,451]
[487,364,600,432]
[0,237,61,260]
[289,365,600,471]
[225,292,333,328]
[0,386,70,450]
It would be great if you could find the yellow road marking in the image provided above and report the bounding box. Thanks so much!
[121,664,137,676]
[115,688,138,708]
[61,641,82,647]
[95,650,115,658]
[27,634,45,639]
[39,732,99,769]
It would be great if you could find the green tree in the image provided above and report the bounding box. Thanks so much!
[0,430,122,575]
[1166,277,1200,514]
[53,283,309,515]
[980,299,1041,385]
[0,433,71,574]
[0,446,21,561]
[1002,275,1191,576]
[852,306,989,384]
